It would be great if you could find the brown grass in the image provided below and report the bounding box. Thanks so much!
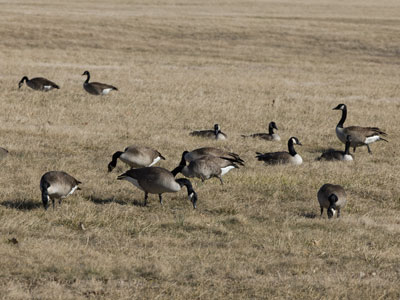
[1,0,400,298]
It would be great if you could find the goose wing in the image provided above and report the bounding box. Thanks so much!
[256,151,291,164]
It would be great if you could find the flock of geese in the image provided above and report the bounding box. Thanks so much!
[10,73,389,218]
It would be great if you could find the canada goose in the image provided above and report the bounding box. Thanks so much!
[241,121,280,141]
[333,104,388,154]
[184,147,244,166]
[108,145,165,172]
[40,171,81,210]
[18,76,59,91]
[317,184,347,218]
[190,124,227,140]
[82,70,118,95]
[172,151,239,185]
[117,167,198,208]
[0,147,8,161]
[256,137,303,165]
[319,135,353,161]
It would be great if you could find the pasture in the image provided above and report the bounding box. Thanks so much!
[0,0,400,298]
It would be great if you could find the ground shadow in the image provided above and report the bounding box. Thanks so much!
[1,199,42,210]
[299,212,318,219]
[85,195,145,207]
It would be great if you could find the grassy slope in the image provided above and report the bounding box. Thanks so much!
[0,0,400,299]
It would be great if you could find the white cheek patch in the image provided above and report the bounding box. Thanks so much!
[331,209,336,216]
[220,166,235,176]
[364,135,380,144]
[149,156,161,167]
[189,192,194,199]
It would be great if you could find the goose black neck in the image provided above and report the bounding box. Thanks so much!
[344,139,350,155]
[288,139,297,156]
[108,151,123,172]
[176,178,195,195]
[22,76,28,82]
[337,106,347,128]
[84,72,90,84]
[268,123,274,135]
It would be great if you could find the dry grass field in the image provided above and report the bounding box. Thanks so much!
[1,0,400,298]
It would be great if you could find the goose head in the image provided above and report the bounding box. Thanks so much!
[18,76,28,89]
[270,121,278,131]
[327,194,338,219]
[333,104,346,111]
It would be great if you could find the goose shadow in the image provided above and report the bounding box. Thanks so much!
[1,199,42,210]
[299,212,318,219]
[85,195,145,207]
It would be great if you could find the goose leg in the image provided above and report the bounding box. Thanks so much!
[320,206,323,217]
[144,192,148,206]
[367,145,372,154]
[52,198,55,210]
[159,194,163,205]
[337,208,341,218]
[353,146,356,153]
[218,176,224,185]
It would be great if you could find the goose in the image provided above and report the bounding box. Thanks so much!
[184,147,244,165]
[0,147,8,161]
[319,135,353,161]
[82,70,118,95]
[241,121,280,141]
[18,76,59,91]
[333,103,388,154]
[190,124,227,140]
[117,167,198,208]
[40,171,81,210]
[108,145,165,172]
[172,151,239,185]
[317,184,347,218]
[256,137,302,165]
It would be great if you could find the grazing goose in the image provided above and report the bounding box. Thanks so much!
[333,103,388,154]
[117,167,198,208]
[190,124,227,140]
[319,135,353,161]
[82,70,118,95]
[40,171,81,210]
[256,137,302,165]
[242,121,280,141]
[18,76,59,91]
[317,184,347,218]
[184,147,244,165]
[108,145,165,172]
[0,147,8,161]
[172,151,239,185]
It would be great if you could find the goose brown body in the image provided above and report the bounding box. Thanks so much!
[317,184,347,218]
[18,76,59,91]
[40,171,81,210]
[108,145,165,172]
[82,71,118,95]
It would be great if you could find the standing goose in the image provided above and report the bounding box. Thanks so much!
[172,151,239,185]
[40,171,81,210]
[18,76,59,91]
[319,135,353,161]
[256,137,303,165]
[108,145,165,172]
[241,121,280,141]
[117,167,198,208]
[333,104,388,154]
[82,70,118,95]
[190,124,227,140]
[317,184,347,218]
[184,147,244,165]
